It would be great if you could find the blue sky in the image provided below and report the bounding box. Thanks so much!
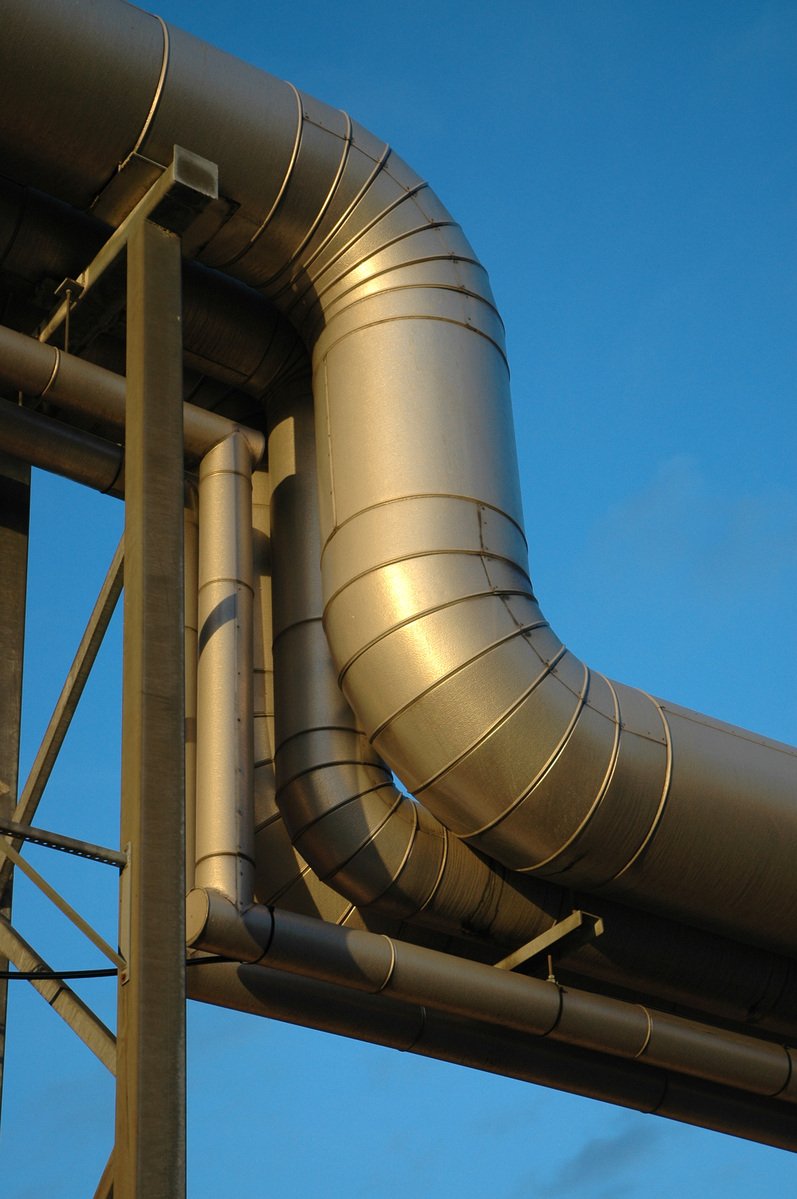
[3,1,796,1194]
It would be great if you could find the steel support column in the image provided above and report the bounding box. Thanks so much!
[0,452,29,1125]
[115,219,185,1198]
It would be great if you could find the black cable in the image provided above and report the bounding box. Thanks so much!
[0,955,237,981]
[0,967,117,980]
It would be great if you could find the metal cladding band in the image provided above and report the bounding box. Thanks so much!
[186,962,797,1153]
[1,0,793,955]
[186,892,797,1112]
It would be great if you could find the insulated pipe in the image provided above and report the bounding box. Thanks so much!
[0,322,265,465]
[2,0,792,954]
[269,372,560,943]
[186,892,797,1110]
[0,395,124,495]
[195,433,256,908]
[187,962,797,1153]
[184,487,198,892]
[252,451,515,947]
[266,361,797,1037]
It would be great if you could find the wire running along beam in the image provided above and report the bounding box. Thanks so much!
[0,915,116,1073]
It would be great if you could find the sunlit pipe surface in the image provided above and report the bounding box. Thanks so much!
[7,322,792,1037]
[4,1,797,1148]
[195,433,257,908]
[186,892,797,1114]
[187,961,797,1153]
[266,358,797,1035]
[1,0,792,954]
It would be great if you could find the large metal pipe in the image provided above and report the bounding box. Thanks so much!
[265,358,797,1037]
[268,371,559,944]
[1,0,792,955]
[3,0,797,1146]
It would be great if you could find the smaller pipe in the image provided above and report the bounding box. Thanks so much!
[184,486,199,892]
[194,434,256,908]
[186,891,797,1108]
[0,396,124,494]
[0,322,265,464]
[186,961,797,1153]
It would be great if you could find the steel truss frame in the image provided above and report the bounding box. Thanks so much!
[0,147,218,1198]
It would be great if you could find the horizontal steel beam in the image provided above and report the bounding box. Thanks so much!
[0,817,126,868]
[37,146,218,348]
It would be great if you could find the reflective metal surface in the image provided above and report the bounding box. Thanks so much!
[1,0,795,1158]
[0,0,787,951]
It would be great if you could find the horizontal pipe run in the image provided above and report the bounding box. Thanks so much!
[186,892,797,1109]
[0,322,265,465]
[186,960,797,1153]
[0,395,125,494]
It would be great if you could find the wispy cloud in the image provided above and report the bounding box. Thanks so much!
[531,1119,663,1197]
[586,453,797,602]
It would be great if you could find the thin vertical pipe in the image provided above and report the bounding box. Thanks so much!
[195,432,255,908]
[116,218,185,1199]
[184,487,198,893]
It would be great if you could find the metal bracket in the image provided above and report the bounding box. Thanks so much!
[0,816,127,868]
[118,842,132,985]
[493,909,604,973]
[36,145,219,351]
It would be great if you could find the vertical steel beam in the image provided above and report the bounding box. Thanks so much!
[0,452,29,1126]
[115,219,185,1198]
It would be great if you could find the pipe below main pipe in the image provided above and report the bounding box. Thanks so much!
[186,891,797,1108]
[0,396,125,495]
[0,322,265,464]
[186,961,797,1153]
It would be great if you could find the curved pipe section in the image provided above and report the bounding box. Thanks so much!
[267,359,797,1037]
[269,369,561,944]
[2,0,795,956]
